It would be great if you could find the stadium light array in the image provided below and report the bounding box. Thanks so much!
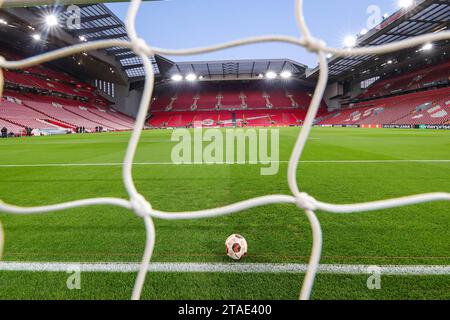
[343,35,357,48]
[31,33,41,41]
[185,73,197,81]
[398,0,414,9]
[280,71,292,79]
[0,18,7,25]
[265,71,277,79]
[171,74,183,82]
[45,14,58,27]
[79,35,87,42]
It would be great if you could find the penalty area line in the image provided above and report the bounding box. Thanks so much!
[0,262,449,275]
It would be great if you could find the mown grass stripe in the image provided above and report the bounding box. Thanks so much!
[0,160,450,168]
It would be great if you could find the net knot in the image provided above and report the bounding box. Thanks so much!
[131,38,153,57]
[302,37,326,53]
[130,194,152,218]
[295,192,317,211]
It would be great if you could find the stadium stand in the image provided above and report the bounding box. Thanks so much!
[0,1,448,134]
[319,87,450,126]
[148,81,328,128]
[0,90,135,134]
[360,60,450,99]
[0,47,135,134]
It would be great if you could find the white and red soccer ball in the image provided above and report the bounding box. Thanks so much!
[225,234,248,260]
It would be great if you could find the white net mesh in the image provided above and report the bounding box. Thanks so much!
[0,0,449,300]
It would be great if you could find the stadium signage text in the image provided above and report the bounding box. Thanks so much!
[317,124,450,130]
[382,124,413,129]
[420,125,450,130]
[171,128,280,175]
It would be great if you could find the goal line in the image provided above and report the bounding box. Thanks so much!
[0,262,449,275]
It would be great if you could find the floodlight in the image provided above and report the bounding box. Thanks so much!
[45,14,58,27]
[185,73,197,81]
[343,35,357,48]
[79,35,87,42]
[171,74,183,81]
[280,71,292,79]
[265,71,277,79]
[0,19,7,25]
[32,34,41,41]
[360,28,368,36]
[422,43,433,51]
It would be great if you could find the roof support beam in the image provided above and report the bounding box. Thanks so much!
[206,63,212,79]
[123,63,144,70]
[117,53,137,60]
[80,14,111,23]
[88,33,128,41]
[250,62,255,77]
[106,48,131,55]
[71,24,123,35]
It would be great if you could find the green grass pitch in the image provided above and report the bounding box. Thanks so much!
[0,127,449,300]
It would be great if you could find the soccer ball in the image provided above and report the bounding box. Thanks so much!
[225,234,248,260]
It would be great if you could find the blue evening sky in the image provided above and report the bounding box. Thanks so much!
[107,0,401,67]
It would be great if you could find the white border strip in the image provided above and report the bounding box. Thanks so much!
[0,160,449,168]
[0,262,449,275]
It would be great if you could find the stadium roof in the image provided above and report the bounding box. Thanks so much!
[309,0,449,81]
[163,59,308,81]
[55,3,160,79]
[2,0,446,87]
[0,2,160,80]
[1,0,160,6]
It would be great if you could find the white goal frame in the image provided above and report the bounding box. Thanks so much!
[0,0,449,300]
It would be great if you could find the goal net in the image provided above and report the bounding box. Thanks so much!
[0,0,449,300]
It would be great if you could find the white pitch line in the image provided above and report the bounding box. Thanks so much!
[0,160,449,168]
[0,262,449,275]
